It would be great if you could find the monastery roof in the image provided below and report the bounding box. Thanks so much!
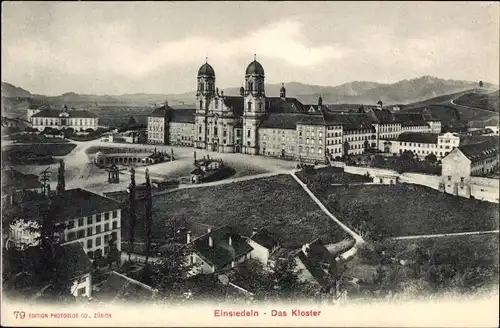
[266,97,306,113]
[393,112,429,127]
[222,96,244,117]
[397,132,440,144]
[148,106,196,123]
[322,112,373,130]
[457,140,499,162]
[192,225,253,270]
[259,113,307,130]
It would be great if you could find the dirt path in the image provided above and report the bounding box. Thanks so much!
[390,230,499,240]
[289,171,365,259]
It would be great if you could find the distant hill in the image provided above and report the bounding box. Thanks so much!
[2,76,497,108]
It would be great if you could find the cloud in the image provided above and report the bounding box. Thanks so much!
[4,19,346,81]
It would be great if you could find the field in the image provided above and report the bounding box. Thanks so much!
[454,90,499,113]
[316,184,499,237]
[348,233,499,296]
[2,143,77,165]
[122,174,350,246]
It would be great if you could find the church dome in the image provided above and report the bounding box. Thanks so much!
[198,62,215,77]
[245,60,265,76]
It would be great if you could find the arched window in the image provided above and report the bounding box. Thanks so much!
[199,100,203,109]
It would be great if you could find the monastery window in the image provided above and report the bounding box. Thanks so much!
[258,102,263,110]
[96,237,101,247]
[247,130,251,138]
[77,230,85,239]
[96,225,102,233]
[248,102,252,111]
[318,148,322,154]
[78,218,84,227]
[215,99,219,109]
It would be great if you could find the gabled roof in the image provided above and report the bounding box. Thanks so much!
[397,132,440,144]
[394,112,429,127]
[15,188,121,223]
[31,109,97,118]
[322,112,373,130]
[259,113,304,130]
[170,108,195,123]
[266,97,306,113]
[95,271,156,303]
[297,114,326,126]
[192,225,253,270]
[1,167,42,191]
[21,243,91,280]
[457,140,500,163]
[366,108,401,124]
[296,238,338,290]
[249,228,282,251]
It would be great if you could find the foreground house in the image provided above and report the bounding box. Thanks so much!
[6,188,122,259]
[93,271,157,303]
[4,243,93,300]
[246,228,283,265]
[185,225,253,275]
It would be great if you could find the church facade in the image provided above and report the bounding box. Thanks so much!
[147,58,442,163]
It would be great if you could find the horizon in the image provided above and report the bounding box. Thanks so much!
[2,2,499,96]
[2,75,499,98]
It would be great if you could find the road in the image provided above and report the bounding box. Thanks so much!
[290,171,364,260]
[390,229,499,241]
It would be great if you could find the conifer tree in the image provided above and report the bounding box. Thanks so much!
[128,167,137,261]
[144,169,153,265]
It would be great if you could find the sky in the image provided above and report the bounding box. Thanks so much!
[1,1,499,96]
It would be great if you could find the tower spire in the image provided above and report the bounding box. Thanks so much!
[205,56,208,63]
[254,53,256,61]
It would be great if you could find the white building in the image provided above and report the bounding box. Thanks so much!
[394,132,460,160]
[29,104,99,132]
[246,228,282,265]
[8,188,122,260]
[441,140,499,198]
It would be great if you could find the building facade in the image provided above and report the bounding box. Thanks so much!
[393,132,461,160]
[440,140,499,198]
[8,188,122,260]
[28,104,99,131]
[147,59,442,163]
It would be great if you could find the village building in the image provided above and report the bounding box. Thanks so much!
[93,271,157,303]
[147,59,442,163]
[28,104,99,131]
[246,228,283,265]
[441,140,499,198]
[185,225,254,275]
[3,243,93,299]
[7,188,122,260]
[394,132,461,159]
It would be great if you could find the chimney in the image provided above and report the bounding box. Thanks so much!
[208,228,213,247]
[186,230,191,244]
[228,235,232,246]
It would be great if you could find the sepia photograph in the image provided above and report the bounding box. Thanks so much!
[1,1,499,327]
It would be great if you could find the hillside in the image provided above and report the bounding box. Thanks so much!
[401,88,499,129]
[453,90,500,112]
[1,82,32,98]
[3,76,495,108]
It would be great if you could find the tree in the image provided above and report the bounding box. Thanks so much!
[363,139,370,153]
[128,116,137,125]
[377,100,383,108]
[63,127,74,139]
[371,155,385,167]
[144,169,153,265]
[85,128,95,133]
[424,153,438,164]
[128,168,137,261]
[343,140,350,158]
[479,81,484,88]
[56,159,66,195]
